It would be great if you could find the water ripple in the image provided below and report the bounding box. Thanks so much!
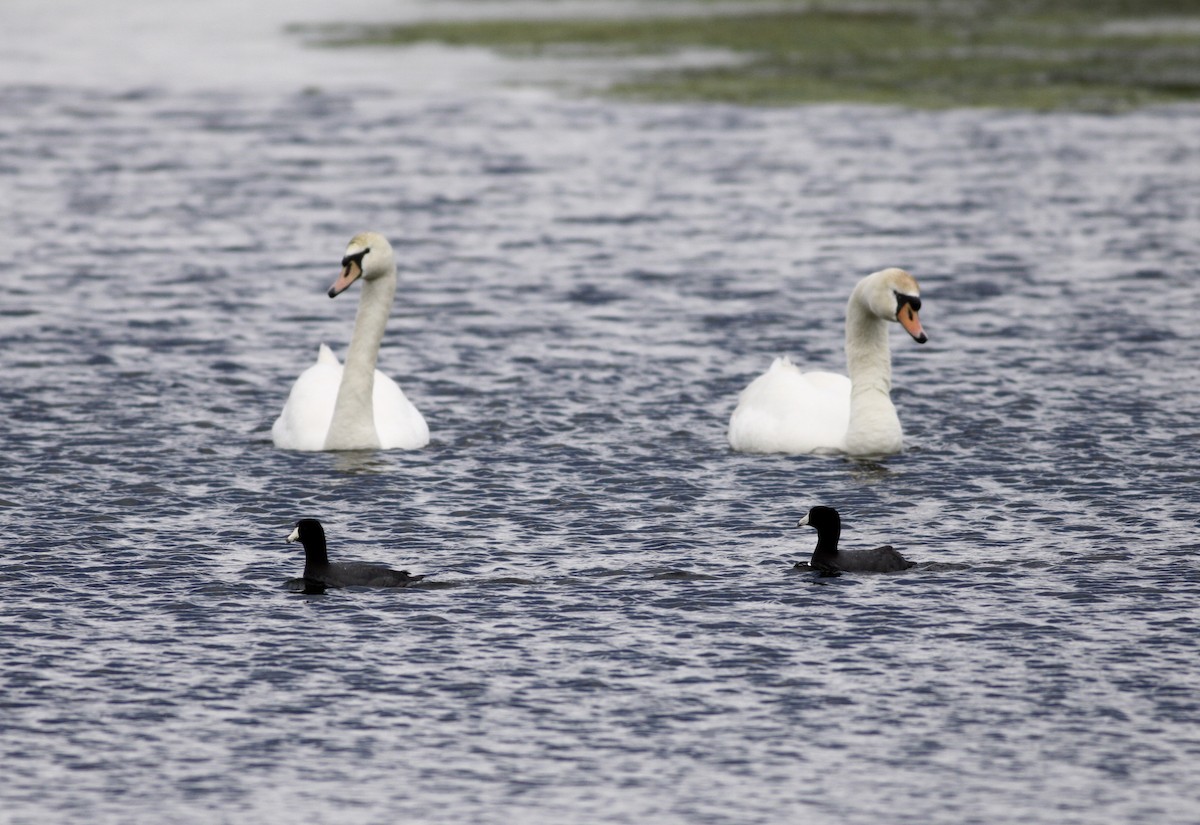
[1,85,1199,825]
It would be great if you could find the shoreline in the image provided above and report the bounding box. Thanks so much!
[298,0,1200,111]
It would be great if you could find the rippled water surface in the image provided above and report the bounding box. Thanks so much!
[4,8,1200,824]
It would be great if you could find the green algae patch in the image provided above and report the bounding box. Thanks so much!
[305,1,1200,110]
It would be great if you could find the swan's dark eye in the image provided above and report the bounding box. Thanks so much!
[341,249,369,267]
[895,292,921,313]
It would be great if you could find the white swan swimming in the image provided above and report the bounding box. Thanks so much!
[728,267,927,456]
[272,232,429,452]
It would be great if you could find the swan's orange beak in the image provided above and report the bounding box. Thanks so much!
[328,258,363,298]
[898,303,927,343]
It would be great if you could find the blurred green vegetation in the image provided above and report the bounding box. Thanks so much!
[307,0,1200,110]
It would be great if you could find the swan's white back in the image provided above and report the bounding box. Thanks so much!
[272,344,341,452]
[272,344,429,452]
[728,358,851,454]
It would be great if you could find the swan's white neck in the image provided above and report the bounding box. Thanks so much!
[843,286,902,454]
[324,271,396,450]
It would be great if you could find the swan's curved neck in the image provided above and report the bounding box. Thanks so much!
[324,271,396,450]
[845,296,892,396]
[843,288,900,453]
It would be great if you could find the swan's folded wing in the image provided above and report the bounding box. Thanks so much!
[272,346,342,451]
[371,370,430,450]
[728,359,851,454]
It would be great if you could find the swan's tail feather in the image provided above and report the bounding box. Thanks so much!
[317,343,340,365]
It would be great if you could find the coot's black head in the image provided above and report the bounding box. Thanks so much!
[286,518,326,549]
[286,518,330,572]
[798,506,841,532]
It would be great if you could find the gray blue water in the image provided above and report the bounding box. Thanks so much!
[3,5,1200,824]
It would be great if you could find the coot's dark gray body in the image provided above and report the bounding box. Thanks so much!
[286,519,423,588]
[796,506,914,573]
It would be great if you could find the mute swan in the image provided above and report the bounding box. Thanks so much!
[728,267,927,456]
[795,506,914,573]
[286,519,424,588]
[272,232,429,451]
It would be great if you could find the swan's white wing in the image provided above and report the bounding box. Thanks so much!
[371,371,430,450]
[272,344,342,451]
[728,358,851,454]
